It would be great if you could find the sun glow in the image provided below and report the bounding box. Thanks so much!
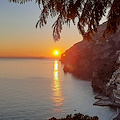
[53,49,60,57]
[55,51,59,55]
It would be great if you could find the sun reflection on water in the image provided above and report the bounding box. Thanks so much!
[52,60,64,107]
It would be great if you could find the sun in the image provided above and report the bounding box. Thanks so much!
[53,49,60,57]
[55,51,59,55]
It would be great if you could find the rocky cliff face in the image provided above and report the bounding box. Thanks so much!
[60,22,120,83]
[60,22,120,119]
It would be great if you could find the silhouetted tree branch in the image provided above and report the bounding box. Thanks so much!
[9,0,120,41]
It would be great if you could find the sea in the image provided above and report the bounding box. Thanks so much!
[0,58,117,120]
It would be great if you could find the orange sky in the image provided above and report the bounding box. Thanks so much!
[0,1,106,58]
[0,1,83,58]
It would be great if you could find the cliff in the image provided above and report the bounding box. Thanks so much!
[60,22,120,81]
[60,22,120,119]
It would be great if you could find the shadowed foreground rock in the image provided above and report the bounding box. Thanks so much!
[49,113,99,120]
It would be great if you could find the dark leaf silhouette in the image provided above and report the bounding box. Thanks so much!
[48,113,99,120]
[9,0,120,41]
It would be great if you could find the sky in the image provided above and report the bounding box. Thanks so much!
[0,0,83,58]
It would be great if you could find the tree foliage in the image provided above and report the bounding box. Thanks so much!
[49,113,99,120]
[9,0,120,41]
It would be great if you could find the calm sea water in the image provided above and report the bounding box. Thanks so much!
[0,58,117,120]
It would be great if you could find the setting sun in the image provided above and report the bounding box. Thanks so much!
[52,49,61,57]
[55,51,59,55]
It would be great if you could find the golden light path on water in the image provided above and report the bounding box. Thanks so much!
[52,60,64,108]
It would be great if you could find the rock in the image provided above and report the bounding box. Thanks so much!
[92,61,120,95]
[113,113,120,120]
[93,98,120,108]
[93,99,114,107]
[95,95,110,100]
[113,89,120,100]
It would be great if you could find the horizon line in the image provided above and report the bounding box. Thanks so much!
[0,56,60,59]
